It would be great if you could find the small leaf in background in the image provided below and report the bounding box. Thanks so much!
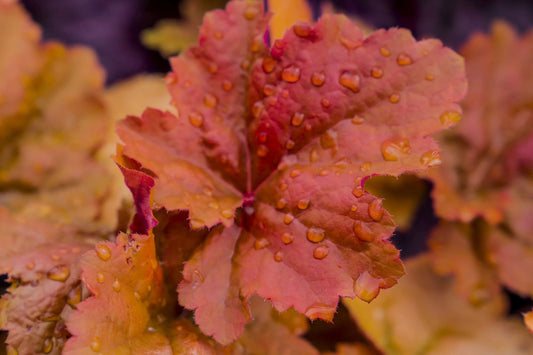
[0,208,95,355]
[141,0,229,57]
[344,255,533,355]
[63,232,169,354]
[117,0,466,344]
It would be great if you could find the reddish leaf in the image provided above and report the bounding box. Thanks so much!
[117,0,466,343]
[525,311,533,334]
[0,208,93,355]
[64,232,169,354]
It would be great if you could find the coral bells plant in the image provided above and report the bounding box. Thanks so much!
[113,0,466,345]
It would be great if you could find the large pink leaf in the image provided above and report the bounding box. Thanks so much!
[116,0,466,344]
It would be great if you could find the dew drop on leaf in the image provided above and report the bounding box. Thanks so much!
[339,72,361,92]
[313,245,329,260]
[389,93,400,103]
[420,149,442,167]
[284,214,295,225]
[360,162,372,172]
[350,204,358,212]
[276,198,287,209]
[380,46,391,56]
[95,243,112,261]
[311,71,325,86]
[352,186,364,198]
[190,219,205,230]
[262,57,276,73]
[26,261,35,270]
[309,148,318,162]
[90,337,101,352]
[307,227,325,243]
[353,220,374,242]
[281,232,294,244]
[285,139,295,149]
[165,72,178,85]
[189,112,204,127]
[254,238,269,250]
[96,272,105,284]
[381,137,411,161]
[252,101,264,119]
[354,271,380,302]
[290,169,301,178]
[42,337,53,354]
[291,112,304,126]
[263,84,275,96]
[439,110,461,126]
[204,93,218,107]
[371,66,384,78]
[274,250,283,262]
[222,79,233,91]
[321,98,330,107]
[243,5,258,20]
[257,144,268,157]
[112,279,121,292]
[221,209,233,219]
[396,52,413,66]
[282,65,301,83]
[47,265,70,282]
[368,199,384,221]
[297,199,309,210]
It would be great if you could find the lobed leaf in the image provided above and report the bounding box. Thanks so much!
[0,208,94,355]
[117,0,466,343]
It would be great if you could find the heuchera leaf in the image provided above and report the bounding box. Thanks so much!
[116,0,466,344]
[525,310,533,334]
[344,255,533,355]
[0,208,93,355]
[426,21,533,225]
[63,232,169,354]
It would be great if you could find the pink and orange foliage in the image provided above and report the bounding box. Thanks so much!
[115,0,466,344]
[426,22,533,304]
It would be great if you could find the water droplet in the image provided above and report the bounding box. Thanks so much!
[221,210,233,219]
[251,39,261,52]
[311,71,325,87]
[258,131,267,143]
[339,72,361,92]
[214,32,223,39]
[381,137,411,161]
[282,232,294,244]
[276,198,287,209]
[274,251,283,262]
[297,199,310,210]
[279,183,288,191]
[134,291,142,301]
[204,93,218,107]
[340,37,361,50]
[262,57,276,73]
[72,246,81,254]
[360,162,372,172]
[313,245,329,259]
[397,53,413,65]
[26,261,35,270]
[96,243,112,261]
[307,227,325,243]
[257,145,268,157]
[380,47,391,56]
[222,80,233,91]
[368,199,384,221]
[309,149,318,162]
[291,112,304,126]
[293,23,312,37]
[263,84,275,96]
[208,201,220,209]
[425,74,434,81]
[389,93,400,103]
[241,59,250,70]
[320,130,336,149]
[284,214,294,224]
[350,204,358,212]
[96,272,105,283]
[320,169,330,176]
[420,150,441,167]
[47,265,70,282]
[268,97,277,106]
[243,6,258,20]
[321,98,330,107]
[42,338,53,354]
[208,63,218,73]
[90,337,101,352]
[282,65,301,83]
[112,279,121,292]
[51,254,61,261]
[304,304,335,321]
[354,272,380,302]
[165,73,178,85]
[189,112,204,127]
[281,89,289,98]
[440,110,461,126]
[203,187,213,197]
[352,186,364,198]
[290,169,301,178]
[252,101,264,119]
[353,220,373,242]
[371,66,384,78]
[254,238,269,250]
[190,219,205,230]
[285,139,295,149]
